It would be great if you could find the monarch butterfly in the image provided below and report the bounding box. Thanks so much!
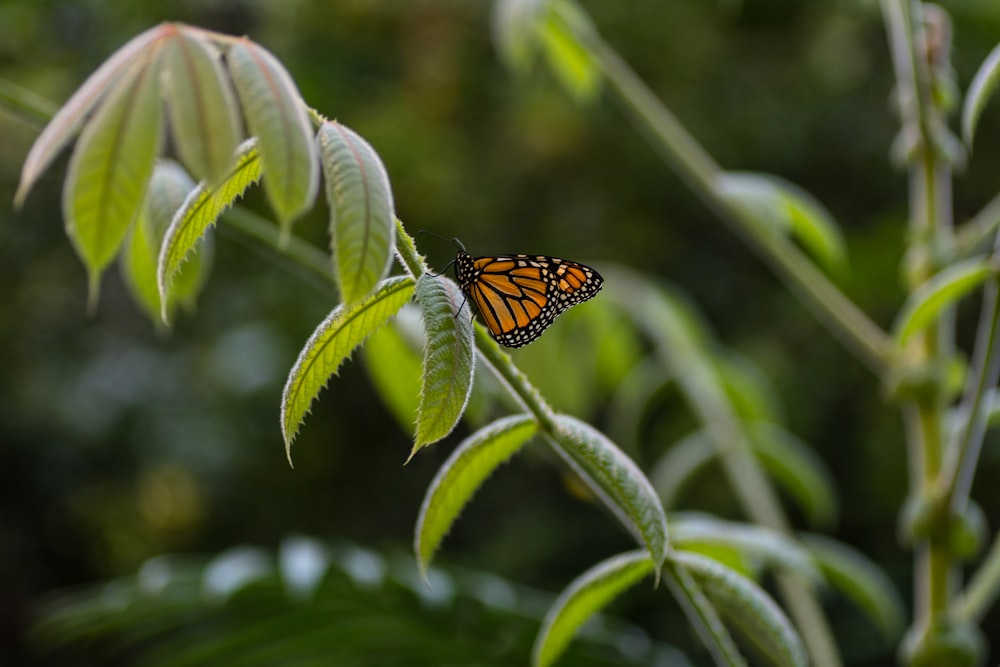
[453,246,603,348]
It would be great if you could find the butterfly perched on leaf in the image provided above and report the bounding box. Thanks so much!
[453,246,603,348]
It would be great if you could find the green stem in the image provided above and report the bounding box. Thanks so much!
[223,206,334,288]
[956,530,1000,622]
[572,20,892,375]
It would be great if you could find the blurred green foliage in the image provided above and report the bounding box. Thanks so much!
[4,0,1000,665]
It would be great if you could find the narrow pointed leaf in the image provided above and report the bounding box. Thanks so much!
[162,30,242,184]
[415,415,537,573]
[671,514,821,583]
[363,315,423,434]
[718,172,846,273]
[662,560,748,667]
[228,39,318,230]
[674,551,808,667]
[801,534,904,642]
[15,24,166,207]
[157,138,262,317]
[893,257,996,347]
[318,121,395,306]
[411,275,475,457]
[714,352,784,424]
[63,52,164,301]
[533,550,653,667]
[122,161,209,325]
[550,415,668,571]
[962,42,1000,147]
[281,275,415,464]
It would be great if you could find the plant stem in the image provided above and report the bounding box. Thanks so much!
[956,530,1000,622]
[572,20,892,375]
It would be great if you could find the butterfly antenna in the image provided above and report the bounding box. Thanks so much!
[426,258,457,278]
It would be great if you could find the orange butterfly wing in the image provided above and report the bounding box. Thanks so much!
[454,252,603,347]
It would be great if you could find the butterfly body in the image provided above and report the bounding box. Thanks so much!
[454,251,603,347]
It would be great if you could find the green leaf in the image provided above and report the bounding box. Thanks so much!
[63,50,164,305]
[714,351,784,424]
[157,138,262,319]
[550,415,668,572]
[674,551,808,667]
[318,121,396,306]
[718,171,846,274]
[533,550,653,667]
[411,275,475,459]
[662,560,748,667]
[281,275,416,464]
[161,30,242,184]
[893,256,996,347]
[15,24,165,207]
[539,0,601,103]
[962,42,1000,148]
[801,534,904,642]
[415,415,537,574]
[362,313,423,435]
[671,514,821,583]
[122,161,211,326]
[228,39,318,231]
[749,422,838,528]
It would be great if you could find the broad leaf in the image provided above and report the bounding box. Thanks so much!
[415,415,537,574]
[162,30,242,184]
[318,121,395,306]
[962,42,1000,147]
[362,313,423,434]
[674,551,808,667]
[15,25,166,207]
[893,257,996,347]
[411,275,475,458]
[122,162,210,325]
[533,551,653,667]
[157,138,262,318]
[281,275,416,464]
[63,50,164,303]
[671,514,821,583]
[550,415,668,572]
[718,171,846,274]
[802,534,904,642]
[228,39,318,231]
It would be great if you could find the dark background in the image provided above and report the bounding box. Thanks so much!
[2,0,1000,664]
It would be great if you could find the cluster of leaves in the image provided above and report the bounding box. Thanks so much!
[20,0,1000,665]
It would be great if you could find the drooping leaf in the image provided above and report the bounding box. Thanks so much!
[63,50,164,303]
[550,415,668,572]
[415,415,537,574]
[228,39,318,232]
[318,121,396,306]
[801,534,904,642]
[714,351,784,424]
[15,24,167,207]
[671,514,821,583]
[157,138,262,318]
[363,312,423,434]
[893,256,996,347]
[161,30,242,184]
[674,551,808,667]
[718,171,846,274]
[411,275,475,459]
[962,42,1000,148]
[281,275,416,464]
[122,161,210,325]
[533,551,653,667]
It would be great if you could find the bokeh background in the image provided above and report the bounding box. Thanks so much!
[3,0,1000,664]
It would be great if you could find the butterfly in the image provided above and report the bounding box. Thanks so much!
[453,248,603,348]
